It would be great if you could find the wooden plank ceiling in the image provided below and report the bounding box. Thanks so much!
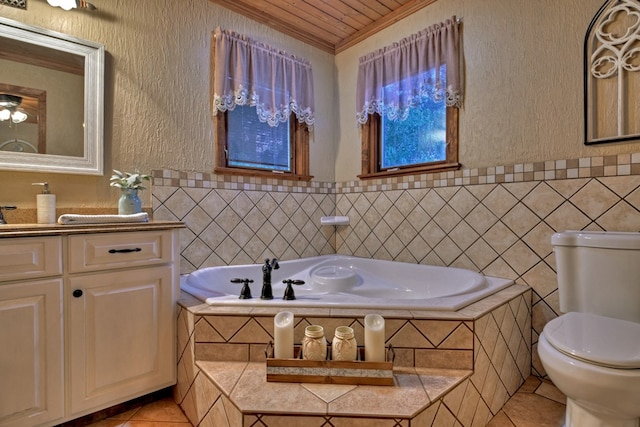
[208,0,439,54]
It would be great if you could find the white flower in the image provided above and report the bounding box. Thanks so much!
[109,169,151,190]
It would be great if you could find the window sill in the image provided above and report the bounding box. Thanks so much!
[214,167,313,181]
[358,162,461,180]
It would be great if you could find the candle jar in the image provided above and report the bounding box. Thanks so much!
[302,325,327,360]
[332,326,357,361]
[364,314,386,362]
[273,311,294,359]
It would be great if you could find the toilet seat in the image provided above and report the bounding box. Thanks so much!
[543,312,640,369]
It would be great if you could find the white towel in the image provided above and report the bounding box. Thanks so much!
[57,212,149,225]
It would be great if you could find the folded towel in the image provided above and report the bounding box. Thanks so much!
[57,212,149,225]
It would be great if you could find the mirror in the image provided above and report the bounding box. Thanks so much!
[0,17,104,175]
[0,83,47,154]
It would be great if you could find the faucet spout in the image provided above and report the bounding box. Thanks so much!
[261,258,279,300]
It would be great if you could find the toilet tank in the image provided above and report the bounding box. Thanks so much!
[552,231,640,323]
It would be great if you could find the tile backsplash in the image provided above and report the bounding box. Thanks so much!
[153,153,640,376]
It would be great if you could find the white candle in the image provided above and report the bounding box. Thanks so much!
[364,314,385,362]
[273,311,294,359]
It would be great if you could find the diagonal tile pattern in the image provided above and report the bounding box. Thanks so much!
[155,153,640,381]
[174,287,531,426]
[330,176,640,376]
[80,375,565,427]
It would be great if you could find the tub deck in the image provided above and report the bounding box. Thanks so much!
[175,283,532,426]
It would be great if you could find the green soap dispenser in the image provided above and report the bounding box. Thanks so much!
[32,182,56,224]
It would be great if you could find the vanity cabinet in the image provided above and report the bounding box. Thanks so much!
[66,231,175,415]
[0,224,181,427]
[0,237,64,427]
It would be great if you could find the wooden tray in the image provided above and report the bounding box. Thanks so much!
[265,343,394,386]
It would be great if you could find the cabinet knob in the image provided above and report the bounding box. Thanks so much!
[72,289,83,298]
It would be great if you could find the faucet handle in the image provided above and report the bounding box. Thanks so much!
[231,278,254,299]
[282,279,305,300]
[264,258,279,270]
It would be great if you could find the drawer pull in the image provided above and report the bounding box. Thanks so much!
[72,289,83,298]
[108,248,142,254]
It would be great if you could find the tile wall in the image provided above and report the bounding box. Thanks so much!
[174,286,531,426]
[153,153,640,376]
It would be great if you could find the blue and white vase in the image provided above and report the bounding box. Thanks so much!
[118,188,142,215]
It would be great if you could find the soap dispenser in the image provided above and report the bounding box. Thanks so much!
[32,182,56,224]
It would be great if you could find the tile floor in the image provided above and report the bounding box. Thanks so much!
[487,376,566,427]
[83,397,191,427]
[85,376,565,427]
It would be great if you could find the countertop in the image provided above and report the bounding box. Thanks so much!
[0,220,185,238]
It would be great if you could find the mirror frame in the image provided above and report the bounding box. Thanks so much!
[0,17,104,175]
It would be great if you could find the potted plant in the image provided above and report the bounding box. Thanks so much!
[110,169,151,215]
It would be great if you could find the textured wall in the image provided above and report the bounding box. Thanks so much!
[4,0,640,207]
[0,0,336,209]
[334,0,640,181]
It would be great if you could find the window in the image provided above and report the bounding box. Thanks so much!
[227,105,290,171]
[356,18,462,179]
[382,94,446,168]
[214,106,311,180]
[360,107,459,179]
[211,28,314,180]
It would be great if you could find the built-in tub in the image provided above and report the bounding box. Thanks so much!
[181,255,514,311]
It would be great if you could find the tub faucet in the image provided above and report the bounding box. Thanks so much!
[231,278,254,299]
[0,205,16,224]
[282,279,305,300]
[261,258,279,300]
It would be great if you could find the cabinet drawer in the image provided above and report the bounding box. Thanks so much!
[0,236,62,282]
[68,231,174,273]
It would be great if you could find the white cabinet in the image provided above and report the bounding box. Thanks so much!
[0,237,64,427]
[0,226,180,426]
[67,231,176,416]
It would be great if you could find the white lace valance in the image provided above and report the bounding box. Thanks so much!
[212,28,315,127]
[356,17,462,125]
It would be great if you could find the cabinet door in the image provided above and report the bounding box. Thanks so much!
[0,279,64,427]
[68,266,175,416]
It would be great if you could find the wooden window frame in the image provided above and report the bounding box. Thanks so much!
[358,107,460,180]
[214,110,313,181]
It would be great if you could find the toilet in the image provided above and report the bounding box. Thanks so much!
[538,231,640,427]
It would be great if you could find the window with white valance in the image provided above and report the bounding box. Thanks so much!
[211,28,314,180]
[356,17,462,125]
[211,27,315,128]
[356,17,463,179]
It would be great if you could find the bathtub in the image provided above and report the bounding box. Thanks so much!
[181,255,514,311]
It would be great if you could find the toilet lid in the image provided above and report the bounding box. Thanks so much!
[543,312,640,369]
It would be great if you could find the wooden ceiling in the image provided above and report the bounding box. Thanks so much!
[208,0,439,54]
